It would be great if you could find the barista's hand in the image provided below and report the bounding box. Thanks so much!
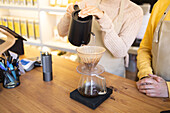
[136,74,169,98]
[78,5,104,19]
[66,3,74,16]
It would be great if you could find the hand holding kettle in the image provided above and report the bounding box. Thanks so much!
[68,3,94,46]
[66,3,75,16]
[66,3,104,19]
[67,3,104,46]
[78,4,104,19]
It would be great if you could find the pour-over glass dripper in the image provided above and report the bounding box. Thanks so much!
[76,46,106,71]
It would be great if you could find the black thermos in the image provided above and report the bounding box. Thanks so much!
[68,5,93,46]
[42,52,53,82]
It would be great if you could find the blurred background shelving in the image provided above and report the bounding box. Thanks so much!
[0,0,158,55]
[0,0,158,80]
[0,0,79,53]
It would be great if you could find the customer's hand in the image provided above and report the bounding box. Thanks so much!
[136,74,169,98]
[78,4,104,19]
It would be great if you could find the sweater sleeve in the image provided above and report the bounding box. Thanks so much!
[57,13,72,37]
[137,2,159,80]
[57,0,89,37]
[137,16,154,79]
[97,7,143,58]
[167,82,170,98]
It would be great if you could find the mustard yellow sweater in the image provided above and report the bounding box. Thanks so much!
[137,0,170,97]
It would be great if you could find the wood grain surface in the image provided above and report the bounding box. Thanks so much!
[0,45,169,113]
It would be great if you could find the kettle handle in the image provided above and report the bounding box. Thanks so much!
[74,4,79,11]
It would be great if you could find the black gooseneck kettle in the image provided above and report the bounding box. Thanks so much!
[68,5,93,46]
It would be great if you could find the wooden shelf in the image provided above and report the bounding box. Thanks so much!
[0,4,38,10]
[43,41,77,53]
[40,6,66,13]
[24,39,42,46]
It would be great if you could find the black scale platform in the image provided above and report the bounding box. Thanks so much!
[70,88,113,110]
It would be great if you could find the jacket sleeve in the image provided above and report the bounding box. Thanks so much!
[97,6,143,58]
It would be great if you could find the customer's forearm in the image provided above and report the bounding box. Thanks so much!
[137,48,153,79]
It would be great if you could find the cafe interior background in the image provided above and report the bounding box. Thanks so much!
[0,0,158,81]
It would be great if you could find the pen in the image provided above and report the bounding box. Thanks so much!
[0,62,7,71]
[12,56,19,67]
[7,56,17,80]
[0,57,5,64]
[0,64,7,71]
[0,61,16,83]
[7,61,17,80]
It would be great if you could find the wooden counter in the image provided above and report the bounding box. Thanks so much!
[0,46,170,113]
